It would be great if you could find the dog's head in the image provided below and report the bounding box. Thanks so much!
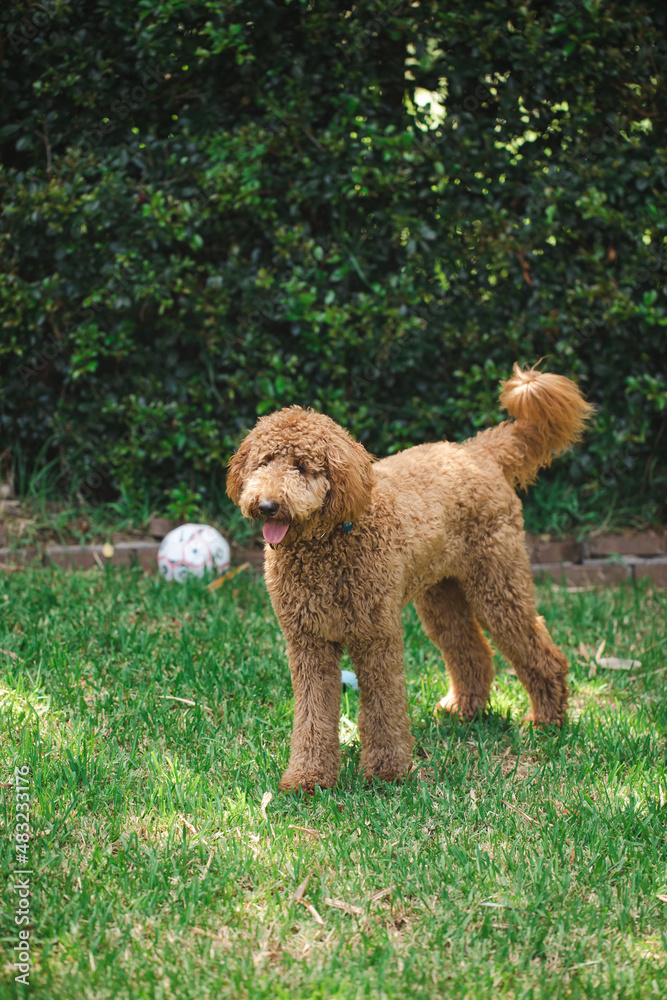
[226,406,374,545]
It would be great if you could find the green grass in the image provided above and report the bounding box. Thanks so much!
[1,567,666,999]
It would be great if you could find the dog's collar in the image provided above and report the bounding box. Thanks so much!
[314,521,353,542]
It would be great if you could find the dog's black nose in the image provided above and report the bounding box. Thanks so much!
[258,499,280,517]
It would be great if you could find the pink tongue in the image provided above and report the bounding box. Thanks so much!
[263,520,290,544]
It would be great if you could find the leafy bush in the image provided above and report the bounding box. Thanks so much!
[1,0,665,526]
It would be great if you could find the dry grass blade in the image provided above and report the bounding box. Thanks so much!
[303,901,325,926]
[325,897,364,916]
[288,824,321,840]
[0,647,19,660]
[370,886,393,904]
[503,800,553,827]
[200,849,215,881]
[479,901,530,914]
[657,894,667,903]
[577,642,591,662]
[504,800,536,824]
[165,694,197,706]
[293,874,310,902]
[260,790,273,822]
[292,873,325,926]
[178,814,197,836]
[207,562,251,592]
[587,638,608,678]
[191,926,230,943]
[164,694,214,715]
[597,656,640,671]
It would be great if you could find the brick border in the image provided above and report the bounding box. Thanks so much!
[525,529,666,563]
[525,528,667,588]
[1,531,666,589]
[0,541,160,572]
[531,558,667,589]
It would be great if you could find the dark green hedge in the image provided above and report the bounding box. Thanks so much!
[1,0,665,522]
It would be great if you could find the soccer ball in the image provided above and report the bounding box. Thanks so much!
[158,524,231,583]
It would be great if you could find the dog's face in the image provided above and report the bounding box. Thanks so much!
[227,406,374,545]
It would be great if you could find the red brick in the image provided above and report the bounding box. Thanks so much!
[149,516,177,539]
[533,561,631,587]
[0,547,41,566]
[526,535,582,564]
[232,542,265,573]
[43,541,159,570]
[45,546,97,569]
[587,531,666,558]
[633,559,667,589]
[110,541,159,569]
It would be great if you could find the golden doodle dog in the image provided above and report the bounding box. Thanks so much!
[227,364,593,793]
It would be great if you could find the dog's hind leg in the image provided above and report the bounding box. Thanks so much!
[461,549,569,726]
[414,578,495,720]
[348,633,415,783]
[281,637,344,793]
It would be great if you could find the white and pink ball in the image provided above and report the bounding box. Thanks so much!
[158,524,231,583]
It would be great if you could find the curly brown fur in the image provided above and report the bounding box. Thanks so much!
[466,363,595,489]
[227,366,593,792]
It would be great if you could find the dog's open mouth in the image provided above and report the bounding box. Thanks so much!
[262,519,290,545]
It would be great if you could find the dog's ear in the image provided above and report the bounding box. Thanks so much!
[324,432,374,524]
[226,438,252,506]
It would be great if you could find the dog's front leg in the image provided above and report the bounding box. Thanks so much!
[281,636,343,793]
[348,634,415,783]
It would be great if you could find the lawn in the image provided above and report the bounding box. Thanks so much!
[1,566,666,999]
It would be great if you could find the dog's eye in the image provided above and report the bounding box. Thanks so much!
[295,462,307,474]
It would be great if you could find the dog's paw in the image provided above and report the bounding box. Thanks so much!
[522,708,566,729]
[280,766,337,794]
[359,748,413,785]
[523,682,569,728]
[434,692,486,720]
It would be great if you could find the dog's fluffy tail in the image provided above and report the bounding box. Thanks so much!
[465,364,595,489]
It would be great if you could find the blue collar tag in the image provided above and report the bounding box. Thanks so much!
[342,521,353,533]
